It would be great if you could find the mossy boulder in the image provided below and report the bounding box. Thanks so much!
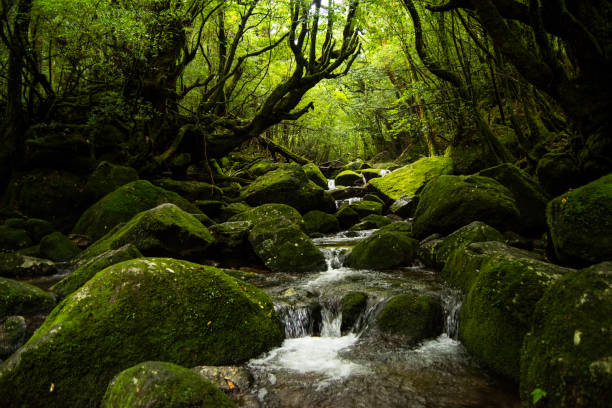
[208,221,259,266]
[4,218,25,229]
[0,253,56,279]
[240,163,335,213]
[362,193,384,205]
[248,218,326,273]
[341,292,368,333]
[83,161,139,203]
[0,227,32,251]
[0,316,27,359]
[73,180,202,242]
[302,163,328,189]
[348,200,383,218]
[102,361,236,408]
[478,163,549,234]
[345,231,418,270]
[536,152,580,196]
[339,159,365,172]
[435,221,504,267]
[152,178,224,202]
[417,235,445,269]
[520,262,612,408]
[378,221,413,236]
[0,277,56,320]
[389,195,419,218]
[335,205,360,229]
[77,204,214,262]
[350,214,391,231]
[454,242,573,381]
[229,203,304,229]
[369,156,454,201]
[412,175,520,239]
[303,211,340,235]
[546,174,612,266]
[249,160,280,177]
[217,202,252,222]
[376,294,443,344]
[360,168,383,181]
[39,232,81,262]
[335,170,363,187]
[23,218,54,242]
[50,244,142,299]
[0,258,283,407]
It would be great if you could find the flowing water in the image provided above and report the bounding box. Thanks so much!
[246,231,520,407]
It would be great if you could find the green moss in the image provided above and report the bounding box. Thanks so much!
[0,226,32,250]
[152,178,224,201]
[0,253,56,279]
[376,294,443,344]
[335,205,360,229]
[417,236,444,269]
[360,168,383,181]
[0,277,56,319]
[229,203,303,228]
[83,161,139,202]
[335,170,363,187]
[303,210,340,235]
[51,244,142,299]
[0,258,283,407]
[217,202,252,221]
[520,262,612,408]
[208,221,259,265]
[547,174,612,266]
[341,292,368,332]
[436,221,504,267]
[73,180,202,242]
[23,218,54,242]
[362,193,384,205]
[412,175,520,239]
[378,221,413,236]
[102,361,236,408]
[350,214,391,231]
[248,217,326,272]
[249,160,280,176]
[302,163,328,189]
[39,232,81,262]
[345,231,418,270]
[369,156,454,201]
[348,200,383,218]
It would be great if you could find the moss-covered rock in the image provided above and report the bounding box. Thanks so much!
[345,231,418,270]
[0,253,56,279]
[335,205,360,229]
[73,180,202,241]
[378,221,413,236]
[412,175,520,239]
[454,242,572,381]
[348,200,383,218]
[369,156,454,201]
[546,174,612,266]
[339,159,365,172]
[302,163,328,189]
[388,195,418,219]
[77,203,214,262]
[478,163,549,234]
[249,160,280,177]
[241,163,335,213]
[335,170,363,187]
[417,236,444,269]
[350,214,391,231]
[362,193,384,205]
[303,211,340,235]
[23,218,54,242]
[4,218,25,229]
[0,316,27,359]
[0,227,32,251]
[360,168,383,181]
[0,277,56,320]
[248,218,326,273]
[341,292,368,333]
[0,258,283,407]
[83,161,139,203]
[376,294,443,344]
[229,203,303,229]
[435,221,504,267]
[102,361,236,408]
[152,178,224,202]
[217,202,252,222]
[39,232,81,262]
[51,244,142,299]
[536,152,580,196]
[520,262,612,408]
[208,221,259,266]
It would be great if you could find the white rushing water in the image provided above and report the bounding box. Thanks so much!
[327,178,336,190]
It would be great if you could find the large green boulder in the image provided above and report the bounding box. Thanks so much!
[240,163,335,213]
[83,161,139,203]
[478,163,549,234]
[39,232,81,262]
[335,170,363,187]
[451,242,572,381]
[303,210,340,235]
[369,156,453,201]
[0,277,56,320]
[302,163,328,189]
[345,231,418,270]
[77,203,214,263]
[102,361,236,408]
[248,218,326,273]
[0,258,283,407]
[73,180,202,241]
[348,200,383,218]
[376,294,443,344]
[152,178,224,202]
[435,221,504,267]
[520,262,612,408]
[0,227,32,251]
[547,174,612,266]
[0,253,56,279]
[51,244,142,299]
[412,175,520,239]
[228,203,303,228]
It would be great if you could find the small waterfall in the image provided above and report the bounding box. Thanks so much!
[380,169,391,176]
[322,248,344,269]
[442,289,463,339]
[350,296,385,335]
[327,179,336,190]
[335,196,363,209]
[320,298,343,337]
[276,304,314,338]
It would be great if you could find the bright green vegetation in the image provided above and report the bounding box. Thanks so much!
[520,262,612,408]
[376,294,443,344]
[302,163,328,189]
[0,258,283,407]
[335,170,363,187]
[370,157,453,201]
[73,180,202,242]
[102,361,236,408]
[346,231,418,270]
